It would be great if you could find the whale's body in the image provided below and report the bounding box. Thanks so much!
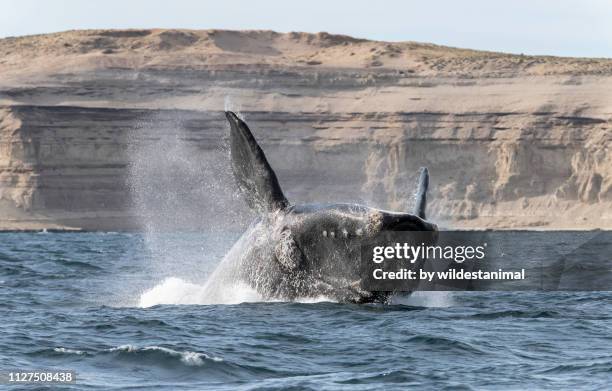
[223,111,437,303]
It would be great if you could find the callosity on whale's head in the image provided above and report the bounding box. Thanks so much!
[224,111,437,303]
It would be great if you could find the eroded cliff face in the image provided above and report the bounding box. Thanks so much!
[0,29,610,229]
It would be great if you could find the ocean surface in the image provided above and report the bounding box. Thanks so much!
[1,232,611,390]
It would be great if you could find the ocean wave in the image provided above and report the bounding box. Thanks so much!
[406,335,486,354]
[469,309,560,320]
[53,347,86,355]
[537,361,612,375]
[55,258,103,271]
[336,370,416,385]
[28,347,89,357]
[108,345,223,366]
[35,345,226,369]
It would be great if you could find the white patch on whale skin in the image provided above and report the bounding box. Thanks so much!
[365,211,383,235]
[274,229,301,270]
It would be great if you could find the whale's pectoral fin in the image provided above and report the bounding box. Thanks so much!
[225,111,289,212]
[413,167,429,219]
[274,229,303,271]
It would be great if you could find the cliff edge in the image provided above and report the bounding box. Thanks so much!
[0,29,610,230]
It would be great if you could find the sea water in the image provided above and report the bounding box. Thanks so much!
[1,232,611,390]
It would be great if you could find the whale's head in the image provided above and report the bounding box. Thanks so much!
[267,203,437,302]
[225,111,436,302]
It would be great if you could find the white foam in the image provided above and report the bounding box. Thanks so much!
[109,345,223,365]
[390,291,455,307]
[138,276,264,307]
[54,347,85,355]
[295,295,335,304]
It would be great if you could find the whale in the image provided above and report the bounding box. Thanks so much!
[221,111,437,303]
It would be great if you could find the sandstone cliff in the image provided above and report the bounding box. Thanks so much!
[0,29,610,230]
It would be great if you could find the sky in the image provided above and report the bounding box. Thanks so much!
[1,0,611,58]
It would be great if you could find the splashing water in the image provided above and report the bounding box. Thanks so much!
[389,291,455,307]
[138,277,263,307]
[136,222,270,307]
[127,110,257,306]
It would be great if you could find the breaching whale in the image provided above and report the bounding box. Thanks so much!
[222,111,437,303]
